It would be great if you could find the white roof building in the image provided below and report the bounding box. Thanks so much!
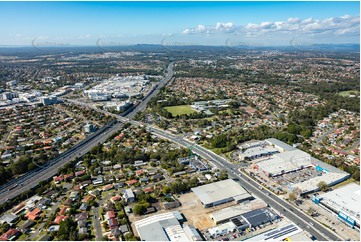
[134,211,200,241]
[191,179,253,208]
[318,183,360,226]
[256,149,312,176]
[210,199,268,224]
[291,157,350,194]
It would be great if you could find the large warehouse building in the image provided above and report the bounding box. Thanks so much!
[210,199,268,224]
[134,211,203,241]
[256,149,312,177]
[255,139,350,194]
[291,157,350,195]
[191,179,253,208]
[313,183,360,228]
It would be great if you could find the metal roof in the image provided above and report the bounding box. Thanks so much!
[241,208,278,227]
[319,183,360,223]
[265,138,296,151]
[211,199,268,223]
[191,179,251,206]
[246,223,302,241]
[134,212,189,241]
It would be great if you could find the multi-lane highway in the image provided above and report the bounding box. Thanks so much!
[0,60,343,241]
[147,127,343,241]
[0,121,123,204]
[60,103,343,241]
[126,62,174,119]
[0,63,174,204]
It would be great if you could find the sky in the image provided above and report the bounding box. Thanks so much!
[0,1,359,46]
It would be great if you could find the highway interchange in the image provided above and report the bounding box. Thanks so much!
[0,62,343,241]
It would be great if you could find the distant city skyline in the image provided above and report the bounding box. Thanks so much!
[0,1,359,46]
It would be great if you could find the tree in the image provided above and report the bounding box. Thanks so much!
[124,232,138,241]
[352,170,360,181]
[218,170,228,180]
[317,181,329,192]
[288,192,297,203]
[57,218,78,241]
[0,223,10,234]
[11,156,31,175]
[0,166,10,185]
[133,203,148,215]
[101,236,109,241]
[162,185,170,195]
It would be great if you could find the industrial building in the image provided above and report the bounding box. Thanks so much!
[254,139,350,195]
[134,211,202,241]
[265,138,296,152]
[291,157,350,195]
[239,146,279,161]
[191,179,253,208]
[40,95,57,106]
[245,223,303,241]
[208,208,279,236]
[255,149,312,177]
[240,208,279,227]
[208,221,236,237]
[313,183,360,228]
[211,199,268,224]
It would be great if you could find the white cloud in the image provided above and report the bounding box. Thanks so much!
[182,15,360,36]
[182,22,237,35]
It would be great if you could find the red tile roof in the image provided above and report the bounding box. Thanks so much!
[58,206,69,216]
[126,179,138,186]
[107,211,116,219]
[25,208,41,221]
[53,215,68,225]
[0,229,20,241]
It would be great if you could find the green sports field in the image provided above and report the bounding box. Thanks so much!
[338,90,359,97]
[164,105,196,116]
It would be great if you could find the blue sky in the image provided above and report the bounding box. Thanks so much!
[0,1,359,46]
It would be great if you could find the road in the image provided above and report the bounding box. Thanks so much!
[0,62,174,204]
[147,127,343,241]
[0,61,342,241]
[92,206,102,241]
[92,192,116,240]
[61,81,342,240]
[126,62,174,119]
[0,121,123,204]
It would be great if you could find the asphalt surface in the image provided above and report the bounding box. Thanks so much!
[126,62,174,119]
[0,62,174,204]
[0,122,124,204]
[93,206,102,240]
[0,61,343,241]
[148,128,343,241]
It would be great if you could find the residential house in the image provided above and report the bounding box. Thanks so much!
[25,208,41,221]
[0,229,20,241]
[92,175,104,186]
[74,212,88,222]
[53,215,68,225]
[79,203,88,211]
[126,179,138,186]
[123,189,135,204]
[119,224,129,234]
[0,214,18,225]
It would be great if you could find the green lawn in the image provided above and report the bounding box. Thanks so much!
[219,109,232,115]
[338,90,359,97]
[164,105,196,116]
